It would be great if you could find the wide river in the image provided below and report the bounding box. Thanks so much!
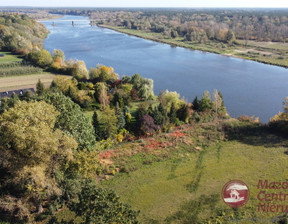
[42,15,288,122]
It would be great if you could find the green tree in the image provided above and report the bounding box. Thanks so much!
[158,90,185,112]
[92,111,103,141]
[199,91,212,112]
[36,79,44,95]
[69,180,139,224]
[28,49,53,68]
[192,96,200,111]
[152,103,166,126]
[42,92,96,151]
[131,73,142,90]
[100,106,118,139]
[138,78,154,100]
[168,102,177,124]
[177,104,190,123]
[116,103,126,130]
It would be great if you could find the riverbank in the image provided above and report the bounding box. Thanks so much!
[98,24,288,69]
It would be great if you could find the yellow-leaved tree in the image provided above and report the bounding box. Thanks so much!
[0,101,78,222]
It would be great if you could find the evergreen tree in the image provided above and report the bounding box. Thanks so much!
[115,103,126,130]
[199,91,212,112]
[50,80,57,89]
[152,103,166,126]
[192,96,200,111]
[177,104,190,123]
[158,103,167,124]
[152,108,164,126]
[169,102,177,124]
[36,79,44,95]
[92,111,102,141]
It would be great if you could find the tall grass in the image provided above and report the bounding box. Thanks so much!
[0,61,42,77]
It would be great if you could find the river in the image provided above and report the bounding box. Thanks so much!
[41,15,288,123]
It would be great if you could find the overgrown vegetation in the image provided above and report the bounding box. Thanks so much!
[0,61,42,77]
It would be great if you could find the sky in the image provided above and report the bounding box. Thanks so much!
[0,0,287,8]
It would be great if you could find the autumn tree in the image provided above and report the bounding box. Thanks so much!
[51,49,65,71]
[71,60,89,80]
[139,114,159,135]
[212,89,223,114]
[89,65,119,83]
[0,101,78,222]
[94,82,110,107]
[27,49,53,68]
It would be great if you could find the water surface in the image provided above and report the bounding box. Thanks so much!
[42,15,288,122]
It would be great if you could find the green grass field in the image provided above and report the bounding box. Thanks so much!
[101,122,288,223]
[0,52,22,63]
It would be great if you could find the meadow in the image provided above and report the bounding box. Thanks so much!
[0,52,22,63]
[99,120,288,223]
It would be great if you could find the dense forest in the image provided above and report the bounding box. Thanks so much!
[0,13,48,54]
[1,9,288,223]
[42,8,288,43]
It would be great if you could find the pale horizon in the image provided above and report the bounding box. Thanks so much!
[0,0,288,8]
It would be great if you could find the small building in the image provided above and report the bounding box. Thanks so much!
[0,88,35,99]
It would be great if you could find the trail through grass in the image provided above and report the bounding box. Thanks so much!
[102,135,288,223]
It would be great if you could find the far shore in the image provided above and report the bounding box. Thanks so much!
[97,24,288,69]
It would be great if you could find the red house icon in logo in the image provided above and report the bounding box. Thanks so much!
[222,180,249,208]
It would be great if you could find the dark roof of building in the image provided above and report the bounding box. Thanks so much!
[0,88,35,99]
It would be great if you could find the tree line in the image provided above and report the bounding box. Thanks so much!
[88,8,288,44]
[0,13,48,54]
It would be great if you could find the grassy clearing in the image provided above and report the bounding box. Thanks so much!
[237,40,288,51]
[0,52,22,63]
[99,25,288,68]
[0,73,70,92]
[102,121,288,223]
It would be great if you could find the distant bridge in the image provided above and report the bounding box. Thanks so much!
[50,19,102,26]
[55,19,90,22]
